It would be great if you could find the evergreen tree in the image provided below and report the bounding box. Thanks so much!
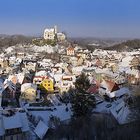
[71,73,96,118]
[71,92,96,118]
[75,73,90,92]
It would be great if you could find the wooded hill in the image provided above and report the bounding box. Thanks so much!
[0,35,33,47]
[106,39,140,51]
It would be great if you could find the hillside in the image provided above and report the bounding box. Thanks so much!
[68,37,125,51]
[0,35,33,47]
[106,39,140,51]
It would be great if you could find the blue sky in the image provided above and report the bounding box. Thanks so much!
[0,0,140,38]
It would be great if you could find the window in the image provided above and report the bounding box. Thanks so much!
[48,84,50,86]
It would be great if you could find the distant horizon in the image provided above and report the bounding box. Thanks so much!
[0,33,140,40]
[1,0,140,38]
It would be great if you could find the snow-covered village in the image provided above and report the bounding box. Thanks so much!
[1,0,140,140]
[0,25,140,140]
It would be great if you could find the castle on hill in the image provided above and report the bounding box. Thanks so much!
[44,25,66,41]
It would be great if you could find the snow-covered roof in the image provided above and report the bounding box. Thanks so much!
[0,113,5,136]
[42,59,52,63]
[5,47,14,54]
[72,66,87,72]
[125,69,140,76]
[20,112,30,132]
[30,103,72,126]
[9,56,16,61]
[0,111,29,136]
[111,101,130,124]
[35,71,47,77]
[44,28,55,33]
[4,79,16,91]
[21,83,37,92]
[3,113,22,129]
[53,73,64,81]
[93,98,129,122]
[33,45,56,53]
[57,32,64,35]
[16,73,25,84]
[34,120,49,139]
[47,94,61,106]
[119,56,133,67]
[115,87,129,97]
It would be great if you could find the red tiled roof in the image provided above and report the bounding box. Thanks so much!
[67,47,74,51]
[104,80,119,92]
[87,85,98,94]
[95,59,102,66]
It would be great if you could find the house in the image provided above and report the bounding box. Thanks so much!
[21,83,37,102]
[8,73,30,85]
[33,70,54,92]
[16,52,25,59]
[135,70,140,84]
[67,47,75,56]
[99,80,120,98]
[53,74,63,87]
[77,51,90,60]
[59,75,75,93]
[92,68,104,83]
[1,79,17,108]
[69,57,78,66]
[102,72,126,85]
[8,75,18,85]
[33,76,45,85]
[23,60,37,71]
[0,110,29,140]
[110,55,118,63]
[9,56,16,66]
[51,66,63,74]
[120,55,133,68]
[0,58,9,68]
[16,73,26,84]
[82,67,96,76]
[72,66,87,76]
[108,63,119,73]
[130,56,140,69]
[0,79,5,108]
[95,58,103,68]
[40,78,54,93]
[77,56,84,66]
[99,80,129,99]
[126,69,140,84]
